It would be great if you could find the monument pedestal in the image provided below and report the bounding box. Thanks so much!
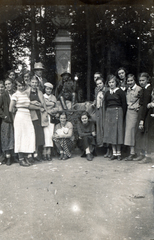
[53,30,73,80]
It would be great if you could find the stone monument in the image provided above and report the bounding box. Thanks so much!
[52,6,73,80]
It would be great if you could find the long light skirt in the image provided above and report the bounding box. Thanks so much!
[14,109,35,153]
[43,115,54,147]
[124,109,138,146]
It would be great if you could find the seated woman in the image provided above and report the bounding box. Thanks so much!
[53,112,74,160]
[77,111,96,161]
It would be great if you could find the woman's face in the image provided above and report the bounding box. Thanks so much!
[118,70,126,80]
[17,82,25,92]
[31,79,38,89]
[81,115,88,124]
[94,73,101,82]
[108,78,116,90]
[60,114,67,125]
[24,73,30,86]
[5,80,13,92]
[139,77,148,88]
[45,86,52,95]
[127,77,135,88]
[0,84,5,95]
[8,72,15,81]
[96,79,104,90]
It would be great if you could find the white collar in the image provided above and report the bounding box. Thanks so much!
[110,87,119,94]
[128,84,137,90]
[145,83,150,89]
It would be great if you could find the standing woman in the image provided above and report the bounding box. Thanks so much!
[135,72,152,163]
[116,67,127,91]
[43,82,58,161]
[26,76,46,160]
[53,112,74,160]
[9,77,35,166]
[103,75,127,160]
[0,78,15,165]
[124,74,141,161]
[93,77,106,147]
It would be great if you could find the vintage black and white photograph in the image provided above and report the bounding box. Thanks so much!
[0,0,154,239]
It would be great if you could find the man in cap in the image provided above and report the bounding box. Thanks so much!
[33,62,47,92]
[55,72,78,110]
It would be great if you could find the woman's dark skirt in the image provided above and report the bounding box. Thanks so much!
[103,107,124,145]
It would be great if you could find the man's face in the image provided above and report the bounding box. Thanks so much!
[35,69,43,77]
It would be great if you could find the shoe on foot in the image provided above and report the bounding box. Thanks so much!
[117,155,122,161]
[6,158,11,166]
[138,157,152,164]
[63,154,69,160]
[86,153,93,161]
[59,153,63,160]
[47,155,52,161]
[110,155,117,160]
[26,157,34,165]
[81,151,86,158]
[20,159,30,167]
[125,154,135,161]
[34,156,42,162]
[133,155,144,161]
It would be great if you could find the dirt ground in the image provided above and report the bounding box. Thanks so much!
[0,148,154,240]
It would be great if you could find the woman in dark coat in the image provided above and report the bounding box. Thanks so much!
[135,72,152,163]
[0,78,15,165]
[77,111,96,161]
[103,75,127,160]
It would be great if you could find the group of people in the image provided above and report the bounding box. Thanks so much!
[0,63,154,166]
[93,68,154,164]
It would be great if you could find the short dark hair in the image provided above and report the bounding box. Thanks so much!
[0,80,4,85]
[116,67,128,79]
[80,111,90,122]
[106,74,119,87]
[59,111,67,119]
[15,77,26,87]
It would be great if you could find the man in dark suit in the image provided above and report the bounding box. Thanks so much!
[34,62,47,92]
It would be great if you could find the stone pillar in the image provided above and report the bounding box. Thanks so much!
[53,29,73,80]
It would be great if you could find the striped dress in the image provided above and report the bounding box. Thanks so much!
[11,90,35,153]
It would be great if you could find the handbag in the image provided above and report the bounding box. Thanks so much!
[41,110,49,127]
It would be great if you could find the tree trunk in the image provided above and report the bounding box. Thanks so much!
[85,6,91,101]
[31,5,36,71]
[2,22,9,76]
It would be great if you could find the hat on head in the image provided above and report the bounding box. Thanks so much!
[44,82,53,89]
[34,62,44,70]
[60,72,72,78]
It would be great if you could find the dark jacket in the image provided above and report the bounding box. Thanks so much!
[0,91,13,123]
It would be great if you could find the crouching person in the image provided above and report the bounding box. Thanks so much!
[77,111,96,161]
[53,112,74,160]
